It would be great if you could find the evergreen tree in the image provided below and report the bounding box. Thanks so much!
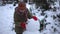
[33,0,51,10]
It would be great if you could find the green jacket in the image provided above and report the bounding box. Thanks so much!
[14,7,32,26]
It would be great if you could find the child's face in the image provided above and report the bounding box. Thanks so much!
[18,3,26,10]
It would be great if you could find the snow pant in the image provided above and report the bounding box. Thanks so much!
[15,25,24,34]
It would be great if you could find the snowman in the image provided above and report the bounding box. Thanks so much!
[23,16,40,34]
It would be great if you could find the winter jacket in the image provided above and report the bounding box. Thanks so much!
[14,2,32,26]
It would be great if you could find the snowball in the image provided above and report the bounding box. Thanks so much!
[26,18,40,32]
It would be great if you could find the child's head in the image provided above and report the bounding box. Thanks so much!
[18,2,26,10]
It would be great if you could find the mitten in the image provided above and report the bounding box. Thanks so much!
[32,16,38,21]
[20,22,26,29]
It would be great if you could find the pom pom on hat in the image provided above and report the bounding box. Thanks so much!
[32,16,38,21]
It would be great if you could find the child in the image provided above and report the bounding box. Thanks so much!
[14,2,32,34]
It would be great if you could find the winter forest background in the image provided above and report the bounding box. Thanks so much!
[0,0,60,34]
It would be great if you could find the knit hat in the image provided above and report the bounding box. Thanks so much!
[18,2,26,10]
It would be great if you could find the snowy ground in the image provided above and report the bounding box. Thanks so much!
[0,3,60,34]
[0,4,16,34]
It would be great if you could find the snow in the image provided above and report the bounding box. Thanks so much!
[0,4,16,34]
[0,1,60,34]
[26,18,40,31]
[26,2,60,34]
[23,31,40,34]
[23,18,40,34]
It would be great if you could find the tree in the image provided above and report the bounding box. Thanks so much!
[33,0,51,11]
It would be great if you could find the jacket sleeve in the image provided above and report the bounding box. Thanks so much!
[14,7,18,22]
[14,7,20,25]
[27,9,32,19]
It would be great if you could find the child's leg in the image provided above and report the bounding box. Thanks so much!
[15,25,24,34]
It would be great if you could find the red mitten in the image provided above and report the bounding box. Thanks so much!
[32,16,38,21]
[20,22,26,29]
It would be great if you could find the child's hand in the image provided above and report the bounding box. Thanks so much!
[20,22,26,29]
